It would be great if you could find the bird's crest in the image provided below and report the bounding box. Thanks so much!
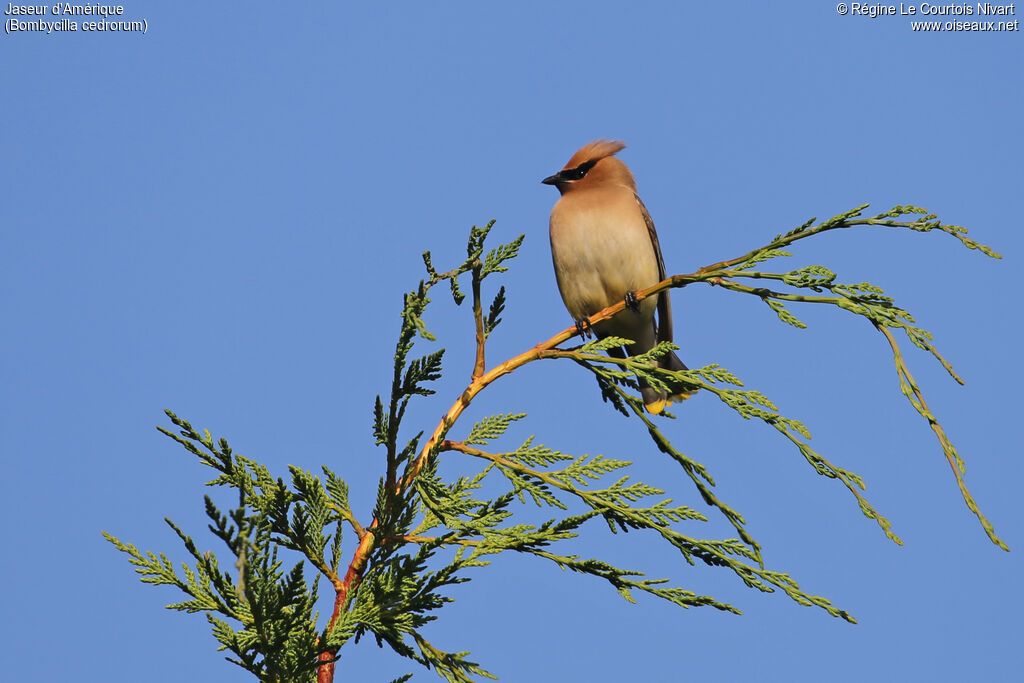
[563,139,627,170]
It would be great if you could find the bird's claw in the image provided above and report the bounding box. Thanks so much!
[574,318,593,339]
[624,291,640,312]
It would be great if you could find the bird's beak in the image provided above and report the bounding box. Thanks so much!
[541,173,561,185]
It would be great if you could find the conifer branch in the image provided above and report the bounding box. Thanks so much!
[106,205,1004,683]
[541,204,1002,548]
[441,439,852,621]
[874,323,1007,551]
[471,260,486,379]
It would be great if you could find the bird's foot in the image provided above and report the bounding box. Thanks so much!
[574,318,593,339]
[624,290,640,313]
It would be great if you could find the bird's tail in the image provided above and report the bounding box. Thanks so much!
[641,350,698,415]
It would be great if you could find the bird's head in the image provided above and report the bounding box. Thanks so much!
[541,139,636,195]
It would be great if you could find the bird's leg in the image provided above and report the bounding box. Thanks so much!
[574,318,594,339]
[624,290,640,313]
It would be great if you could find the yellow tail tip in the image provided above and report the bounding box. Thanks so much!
[646,390,698,414]
[645,399,668,415]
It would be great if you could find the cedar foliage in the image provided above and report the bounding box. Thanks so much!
[106,205,1005,682]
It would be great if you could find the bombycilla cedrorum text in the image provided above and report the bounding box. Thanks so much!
[543,140,692,414]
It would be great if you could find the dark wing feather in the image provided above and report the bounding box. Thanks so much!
[634,193,673,343]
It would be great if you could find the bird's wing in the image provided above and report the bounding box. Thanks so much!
[635,193,673,343]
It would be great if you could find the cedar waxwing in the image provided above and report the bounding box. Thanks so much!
[543,140,692,414]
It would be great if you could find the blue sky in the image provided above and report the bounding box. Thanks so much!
[2,3,1021,681]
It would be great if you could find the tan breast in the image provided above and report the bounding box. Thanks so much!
[549,187,660,322]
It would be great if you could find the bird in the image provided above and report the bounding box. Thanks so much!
[542,139,693,414]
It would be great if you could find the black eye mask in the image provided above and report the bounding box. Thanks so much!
[559,159,598,182]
